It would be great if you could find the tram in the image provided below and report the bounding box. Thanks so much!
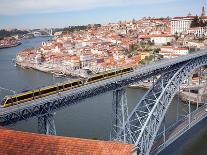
[1,66,133,108]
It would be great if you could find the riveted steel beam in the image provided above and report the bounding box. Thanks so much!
[116,55,207,155]
[38,113,56,135]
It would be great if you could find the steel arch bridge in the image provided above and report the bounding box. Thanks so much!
[113,54,207,155]
[1,51,207,155]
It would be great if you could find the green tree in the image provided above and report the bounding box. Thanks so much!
[140,60,145,65]
[148,55,154,61]
[190,16,207,27]
[191,16,200,27]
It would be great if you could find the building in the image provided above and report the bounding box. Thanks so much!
[171,6,207,34]
[150,34,175,45]
[63,55,81,70]
[171,16,195,34]
[80,52,94,68]
[140,52,150,60]
[160,46,189,58]
[187,27,207,37]
[0,128,135,155]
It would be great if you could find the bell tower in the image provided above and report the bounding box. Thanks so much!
[201,0,206,16]
[201,6,206,16]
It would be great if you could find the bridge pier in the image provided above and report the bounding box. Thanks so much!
[38,113,56,135]
[111,88,129,143]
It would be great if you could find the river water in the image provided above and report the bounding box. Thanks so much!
[0,37,206,154]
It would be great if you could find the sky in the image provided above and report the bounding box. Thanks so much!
[0,0,205,29]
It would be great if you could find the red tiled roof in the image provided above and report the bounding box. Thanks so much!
[0,128,133,155]
[172,16,196,19]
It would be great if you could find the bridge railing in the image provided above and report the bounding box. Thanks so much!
[151,103,207,155]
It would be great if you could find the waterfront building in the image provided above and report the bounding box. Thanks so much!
[34,54,43,64]
[63,55,81,70]
[80,52,94,68]
[54,31,63,36]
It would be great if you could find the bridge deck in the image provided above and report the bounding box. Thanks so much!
[151,103,207,154]
[0,50,207,125]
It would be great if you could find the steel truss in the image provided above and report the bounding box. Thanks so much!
[115,55,207,155]
[0,62,171,126]
[112,88,129,142]
[0,52,207,138]
[38,113,56,135]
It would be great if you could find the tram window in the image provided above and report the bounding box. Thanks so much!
[17,94,33,101]
[72,82,79,86]
[5,98,12,104]
[64,83,72,88]
[34,91,40,97]
[11,97,17,102]
[40,87,57,94]
[58,85,64,90]
[108,72,115,76]
[88,78,92,82]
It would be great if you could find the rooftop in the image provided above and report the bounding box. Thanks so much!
[0,128,133,155]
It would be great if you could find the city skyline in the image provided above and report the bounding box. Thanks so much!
[0,0,205,29]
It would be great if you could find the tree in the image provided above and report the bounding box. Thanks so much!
[190,16,207,28]
[140,60,145,65]
[148,55,154,61]
[191,16,200,27]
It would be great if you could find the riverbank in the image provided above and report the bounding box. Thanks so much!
[0,42,21,49]
[129,82,207,106]
[128,82,150,89]
[0,36,206,155]
[16,61,90,78]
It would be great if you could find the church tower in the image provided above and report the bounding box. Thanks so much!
[187,12,192,16]
[201,6,206,16]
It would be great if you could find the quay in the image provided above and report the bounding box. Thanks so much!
[16,61,90,78]
[0,42,21,49]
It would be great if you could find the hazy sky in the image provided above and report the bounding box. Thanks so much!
[0,0,205,29]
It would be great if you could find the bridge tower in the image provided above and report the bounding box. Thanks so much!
[111,88,130,143]
[38,113,56,135]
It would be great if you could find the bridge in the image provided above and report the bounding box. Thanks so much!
[1,50,207,154]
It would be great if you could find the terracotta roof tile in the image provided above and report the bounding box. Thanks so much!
[0,128,133,155]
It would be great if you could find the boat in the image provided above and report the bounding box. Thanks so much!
[53,72,65,78]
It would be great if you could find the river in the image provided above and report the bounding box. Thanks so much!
[0,37,206,154]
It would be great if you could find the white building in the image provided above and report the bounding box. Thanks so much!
[160,46,189,58]
[34,54,43,64]
[150,34,175,45]
[171,6,207,35]
[80,53,94,68]
[171,16,195,34]
[187,27,207,37]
